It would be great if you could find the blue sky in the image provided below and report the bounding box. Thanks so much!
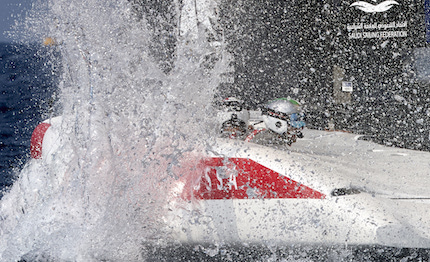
[0,0,33,42]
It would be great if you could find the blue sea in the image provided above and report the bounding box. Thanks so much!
[0,42,58,197]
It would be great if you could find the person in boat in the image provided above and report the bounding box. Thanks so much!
[217,97,251,139]
[245,98,305,147]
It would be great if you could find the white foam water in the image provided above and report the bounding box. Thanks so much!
[0,0,230,260]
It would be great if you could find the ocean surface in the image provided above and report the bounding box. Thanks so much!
[0,42,58,197]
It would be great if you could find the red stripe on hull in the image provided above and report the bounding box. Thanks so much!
[189,157,325,200]
[30,122,51,159]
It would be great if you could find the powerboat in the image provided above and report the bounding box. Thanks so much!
[29,112,430,249]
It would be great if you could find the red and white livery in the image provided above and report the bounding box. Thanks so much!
[30,116,430,248]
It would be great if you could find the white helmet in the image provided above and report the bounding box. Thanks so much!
[262,98,298,134]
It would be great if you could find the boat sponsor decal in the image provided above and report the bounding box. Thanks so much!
[30,122,51,159]
[188,157,325,200]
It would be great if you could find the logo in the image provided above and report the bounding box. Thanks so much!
[350,1,399,13]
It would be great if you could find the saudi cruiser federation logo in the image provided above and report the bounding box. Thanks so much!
[350,1,399,13]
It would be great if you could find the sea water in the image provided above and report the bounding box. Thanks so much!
[0,43,58,197]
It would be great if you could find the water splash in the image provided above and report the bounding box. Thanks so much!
[0,0,229,260]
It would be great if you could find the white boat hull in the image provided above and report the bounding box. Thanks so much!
[30,118,430,248]
[167,195,430,248]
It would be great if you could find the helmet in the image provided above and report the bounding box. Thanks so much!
[262,98,298,134]
[217,97,250,125]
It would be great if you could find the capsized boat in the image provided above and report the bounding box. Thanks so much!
[30,115,430,248]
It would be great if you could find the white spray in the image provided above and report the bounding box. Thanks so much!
[0,0,231,260]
